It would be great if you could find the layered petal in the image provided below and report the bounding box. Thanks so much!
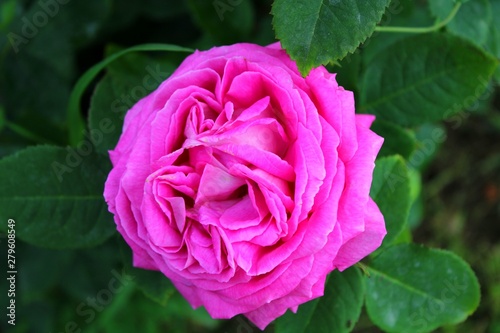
[104,42,385,330]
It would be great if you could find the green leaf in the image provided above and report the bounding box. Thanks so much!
[486,0,500,52]
[407,167,421,203]
[3,23,73,144]
[365,244,480,333]
[370,156,411,247]
[67,43,193,146]
[119,238,176,306]
[187,0,254,43]
[272,0,391,75]
[428,0,455,16]
[429,0,491,48]
[452,0,490,43]
[87,76,123,154]
[275,266,365,333]
[391,225,412,245]
[371,120,416,159]
[407,194,424,229]
[88,51,177,154]
[0,145,115,249]
[407,123,446,171]
[361,1,434,66]
[359,33,498,126]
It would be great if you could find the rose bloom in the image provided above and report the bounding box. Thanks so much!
[104,43,385,329]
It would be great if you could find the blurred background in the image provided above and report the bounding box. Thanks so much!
[0,0,499,332]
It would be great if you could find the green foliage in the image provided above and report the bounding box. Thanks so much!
[430,0,491,47]
[88,49,178,154]
[67,43,193,146]
[187,0,255,43]
[370,156,411,247]
[275,267,365,333]
[365,244,480,333]
[0,145,115,248]
[488,0,500,81]
[408,123,447,171]
[360,33,498,126]
[272,0,391,75]
[371,120,417,159]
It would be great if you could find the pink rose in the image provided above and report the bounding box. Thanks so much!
[104,42,385,329]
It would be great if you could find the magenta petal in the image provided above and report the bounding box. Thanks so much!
[220,195,260,229]
[306,67,358,161]
[287,123,325,235]
[197,163,245,202]
[336,115,384,244]
[334,198,386,270]
[141,189,182,249]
